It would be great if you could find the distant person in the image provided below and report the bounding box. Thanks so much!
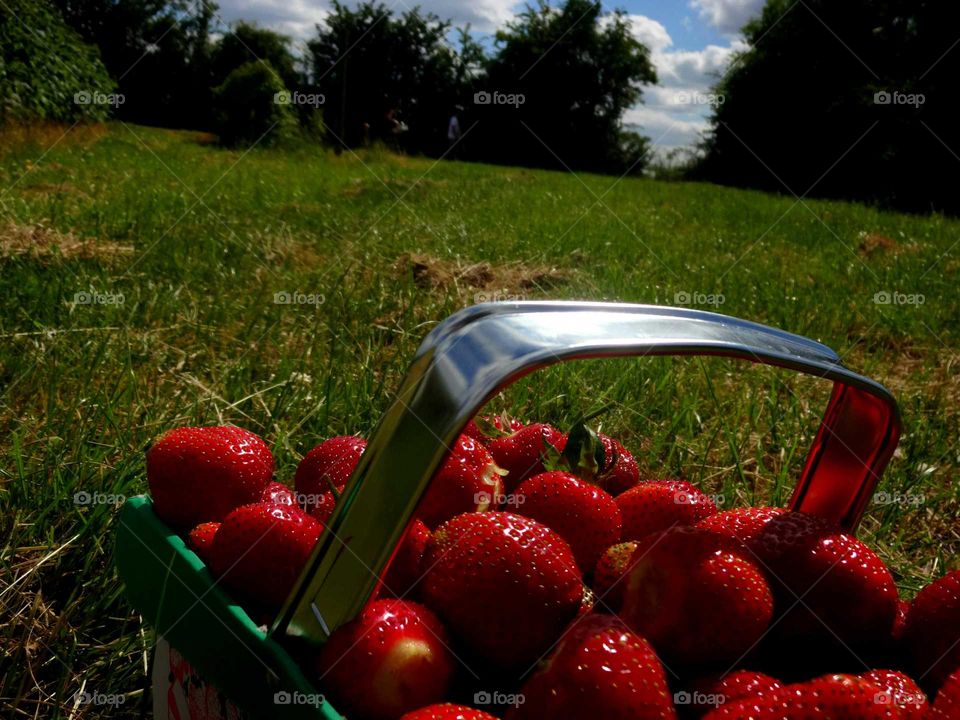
[447,106,462,156]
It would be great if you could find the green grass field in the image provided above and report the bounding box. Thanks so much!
[1,122,957,717]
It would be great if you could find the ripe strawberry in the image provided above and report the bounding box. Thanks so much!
[931,667,960,719]
[695,506,786,544]
[147,425,274,526]
[187,521,220,563]
[592,540,638,610]
[462,413,525,443]
[506,615,676,720]
[416,435,505,528]
[703,673,900,719]
[382,519,431,598]
[295,435,366,510]
[684,670,783,716]
[209,503,322,610]
[420,512,582,670]
[261,481,296,506]
[860,670,927,719]
[310,490,338,525]
[597,433,641,495]
[578,584,596,617]
[401,705,499,720]
[620,526,773,666]
[488,423,566,493]
[514,471,621,572]
[617,479,718,541]
[904,570,960,691]
[749,511,899,654]
[317,599,455,720]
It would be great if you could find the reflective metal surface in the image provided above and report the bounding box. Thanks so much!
[272,301,901,646]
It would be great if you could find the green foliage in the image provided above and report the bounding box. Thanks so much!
[212,61,297,146]
[211,22,301,90]
[0,0,115,122]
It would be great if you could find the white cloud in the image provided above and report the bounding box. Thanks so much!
[689,0,765,35]
[621,14,673,54]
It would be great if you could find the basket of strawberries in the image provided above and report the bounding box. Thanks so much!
[115,301,960,719]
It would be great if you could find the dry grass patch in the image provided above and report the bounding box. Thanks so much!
[0,222,133,263]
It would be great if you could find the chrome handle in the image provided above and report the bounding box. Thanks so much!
[272,301,901,646]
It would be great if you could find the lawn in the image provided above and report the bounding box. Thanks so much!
[1,122,957,718]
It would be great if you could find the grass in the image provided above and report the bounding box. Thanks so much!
[0,121,957,717]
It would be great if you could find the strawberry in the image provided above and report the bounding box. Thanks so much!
[208,503,323,610]
[488,423,566,493]
[401,705,499,720]
[620,526,773,666]
[860,670,927,719]
[310,490,338,525]
[592,540,638,610]
[703,673,901,719]
[577,584,596,617]
[147,425,273,526]
[683,670,783,716]
[617,479,718,541]
[295,435,366,510]
[597,433,641,495]
[382,519,431,598]
[261,480,297,506]
[506,614,677,720]
[187,521,220,563]
[463,413,525,443]
[749,511,899,655]
[931,667,960,719]
[317,599,455,720]
[695,506,786,544]
[904,570,960,691]
[420,512,582,670]
[416,435,505,528]
[514,471,622,572]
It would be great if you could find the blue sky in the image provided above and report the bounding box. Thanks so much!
[212,0,766,152]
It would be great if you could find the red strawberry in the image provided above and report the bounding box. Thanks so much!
[617,479,718,541]
[463,413,525,443]
[892,598,909,644]
[904,570,960,691]
[295,435,365,510]
[488,423,566,493]
[593,540,638,610]
[577,585,596,617]
[317,599,455,720]
[261,480,296,506]
[187,521,220,563]
[514,471,621,572]
[696,506,786,544]
[310,490,338,525]
[931,667,960,719]
[684,670,783,716]
[506,614,676,720]
[416,435,505,528]
[382,519,431,598]
[401,705,499,720]
[749,511,899,654]
[597,433,641,495]
[703,673,901,719]
[147,425,274,526]
[620,526,773,666]
[209,503,323,610]
[420,512,582,669]
[860,670,927,719]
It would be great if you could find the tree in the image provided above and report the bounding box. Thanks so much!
[471,0,657,174]
[212,61,297,146]
[210,22,300,90]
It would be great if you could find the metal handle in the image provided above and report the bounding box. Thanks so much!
[272,301,901,646]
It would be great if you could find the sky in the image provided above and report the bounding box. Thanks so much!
[211,0,767,153]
